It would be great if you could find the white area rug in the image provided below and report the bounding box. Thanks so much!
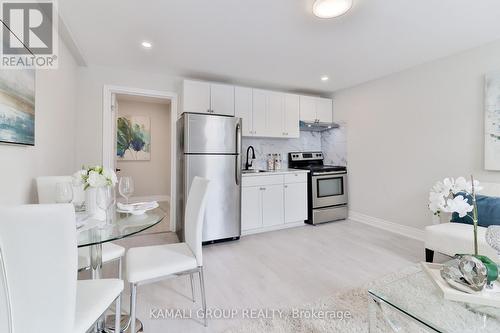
[224,265,500,333]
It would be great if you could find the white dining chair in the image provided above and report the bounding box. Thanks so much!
[36,176,126,274]
[126,177,210,331]
[0,204,123,333]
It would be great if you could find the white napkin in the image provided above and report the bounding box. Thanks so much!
[117,201,159,212]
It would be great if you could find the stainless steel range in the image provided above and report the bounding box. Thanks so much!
[288,152,348,225]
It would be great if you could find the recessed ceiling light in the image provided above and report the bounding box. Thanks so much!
[321,75,329,81]
[313,0,353,19]
[141,41,152,49]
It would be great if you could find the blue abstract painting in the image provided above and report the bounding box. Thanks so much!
[0,69,35,145]
[116,115,151,160]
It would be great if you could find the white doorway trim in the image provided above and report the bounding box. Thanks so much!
[102,85,178,232]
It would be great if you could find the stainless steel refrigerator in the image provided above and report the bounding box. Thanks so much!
[177,113,242,243]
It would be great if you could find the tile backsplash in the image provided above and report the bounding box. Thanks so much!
[242,124,347,170]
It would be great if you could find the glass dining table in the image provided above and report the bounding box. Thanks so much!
[77,207,166,333]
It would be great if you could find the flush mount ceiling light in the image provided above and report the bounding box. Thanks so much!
[141,41,152,49]
[313,0,353,19]
[321,75,329,81]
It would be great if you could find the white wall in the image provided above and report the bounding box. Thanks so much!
[75,66,181,167]
[116,98,171,197]
[333,39,500,231]
[0,40,78,204]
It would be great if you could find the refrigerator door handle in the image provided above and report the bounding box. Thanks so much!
[235,122,242,186]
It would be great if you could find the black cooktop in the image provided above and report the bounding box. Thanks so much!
[293,165,346,173]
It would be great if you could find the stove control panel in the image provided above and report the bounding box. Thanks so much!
[289,152,323,161]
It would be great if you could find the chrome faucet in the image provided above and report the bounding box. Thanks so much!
[245,146,256,170]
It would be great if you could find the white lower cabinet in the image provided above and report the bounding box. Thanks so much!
[262,185,284,227]
[241,173,308,234]
[241,186,263,231]
[284,182,307,223]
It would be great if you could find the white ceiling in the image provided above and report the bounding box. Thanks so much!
[60,0,500,94]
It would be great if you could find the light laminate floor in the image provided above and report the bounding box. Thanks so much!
[98,219,436,333]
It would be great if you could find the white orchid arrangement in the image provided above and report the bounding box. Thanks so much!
[429,176,481,255]
[73,166,118,190]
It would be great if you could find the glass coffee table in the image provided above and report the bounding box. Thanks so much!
[368,265,500,333]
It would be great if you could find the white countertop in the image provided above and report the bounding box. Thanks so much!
[241,169,309,177]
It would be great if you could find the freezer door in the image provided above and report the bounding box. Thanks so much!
[184,113,240,154]
[186,154,241,242]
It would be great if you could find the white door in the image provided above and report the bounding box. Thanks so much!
[284,182,307,223]
[210,83,235,116]
[183,80,210,114]
[316,97,333,123]
[252,89,267,137]
[241,186,262,231]
[235,87,253,136]
[262,185,284,227]
[283,94,300,138]
[267,91,284,137]
[299,96,317,122]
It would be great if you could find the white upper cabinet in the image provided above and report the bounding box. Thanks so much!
[283,94,300,138]
[235,87,253,136]
[267,91,284,137]
[299,96,317,123]
[316,97,333,123]
[210,83,235,116]
[299,96,333,123]
[182,80,235,116]
[252,89,267,137]
[245,89,299,138]
[184,79,332,137]
[183,80,210,114]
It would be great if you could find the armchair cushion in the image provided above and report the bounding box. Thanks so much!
[451,194,500,227]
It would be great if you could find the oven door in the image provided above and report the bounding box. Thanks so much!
[312,172,348,208]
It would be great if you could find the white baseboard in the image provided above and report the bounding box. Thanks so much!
[348,210,424,242]
[119,194,170,203]
[242,221,305,236]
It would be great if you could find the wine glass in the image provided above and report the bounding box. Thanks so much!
[97,186,116,225]
[486,226,500,263]
[55,182,73,204]
[119,176,134,204]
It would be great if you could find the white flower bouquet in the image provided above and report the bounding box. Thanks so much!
[429,176,481,255]
[73,166,118,190]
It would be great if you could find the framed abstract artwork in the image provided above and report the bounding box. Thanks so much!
[0,69,35,145]
[116,115,151,161]
[485,72,500,170]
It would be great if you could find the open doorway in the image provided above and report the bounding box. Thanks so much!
[102,86,178,232]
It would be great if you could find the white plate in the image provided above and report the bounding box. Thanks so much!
[117,209,146,215]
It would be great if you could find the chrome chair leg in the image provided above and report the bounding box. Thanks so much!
[118,257,122,279]
[117,258,122,319]
[189,273,195,302]
[130,283,137,333]
[199,267,207,327]
[114,295,121,333]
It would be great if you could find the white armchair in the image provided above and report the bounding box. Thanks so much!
[0,204,123,333]
[425,182,500,263]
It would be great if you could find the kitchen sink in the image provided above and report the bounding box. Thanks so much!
[242,169,267,174]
